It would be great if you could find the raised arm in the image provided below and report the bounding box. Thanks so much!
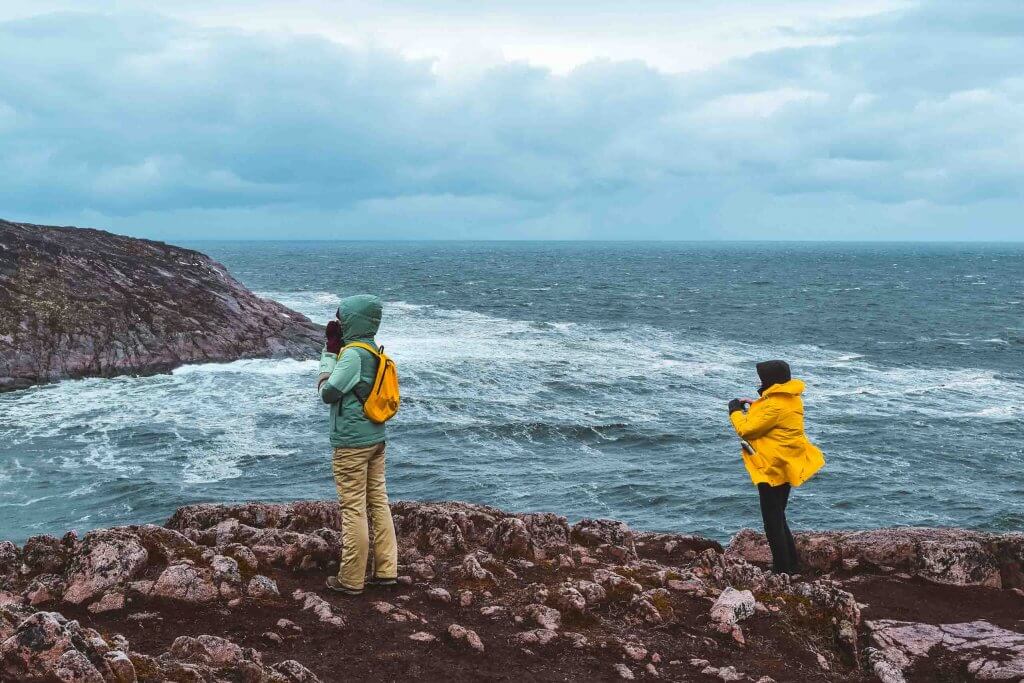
[319,347,362,404]
[729,401,781,440]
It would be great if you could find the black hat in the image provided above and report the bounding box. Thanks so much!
[756,360,791,394]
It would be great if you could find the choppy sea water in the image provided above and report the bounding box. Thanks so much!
[1,242,1021,544]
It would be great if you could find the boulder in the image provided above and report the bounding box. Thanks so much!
[869,619,1024,680]
[62,529,149,605]
[0,542,19,576]
[0,611,113,682]
[245,575,280,599]
[709,587,756,631]
[20,536,68,575]
[571,519,637,561]
[272,659,322,681]
[152,563,218,603]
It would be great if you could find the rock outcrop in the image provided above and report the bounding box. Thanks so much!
[1,501,1021,681]
[0,218,321,391]
[728,526,1024,588]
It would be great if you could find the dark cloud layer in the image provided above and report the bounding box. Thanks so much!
[0,2,1021,239]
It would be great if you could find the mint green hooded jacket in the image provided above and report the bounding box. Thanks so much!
[318,295,386,448]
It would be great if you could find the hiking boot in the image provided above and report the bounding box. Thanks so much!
[367,576,398,587]
[325,576,363,595]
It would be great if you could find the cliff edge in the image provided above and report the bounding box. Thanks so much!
[0,219,322,391]
[1,501,1022,682]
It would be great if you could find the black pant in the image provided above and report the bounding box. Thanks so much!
[758,483,799,574]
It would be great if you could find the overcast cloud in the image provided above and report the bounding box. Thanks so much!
[0,1,1021,240]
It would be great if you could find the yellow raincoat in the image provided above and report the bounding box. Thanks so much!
[730,379,825,487]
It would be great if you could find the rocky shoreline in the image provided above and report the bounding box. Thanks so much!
[1,501,1021,682]
[0,219,322,392]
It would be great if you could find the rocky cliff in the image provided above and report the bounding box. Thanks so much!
[1,501,1021,682]
[0,219,322,392]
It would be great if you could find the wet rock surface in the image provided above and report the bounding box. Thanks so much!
[0,500,1020,681]
[0,219,321,392]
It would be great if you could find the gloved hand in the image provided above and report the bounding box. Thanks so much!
[325,320,343,354]
[728,398,745,414]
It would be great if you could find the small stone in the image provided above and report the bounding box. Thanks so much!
[621,641,648,661]
[127,611,161,622]
[613,663,635,680]
[277,618,301,632]
[816,653,830,670]
[409,631,436,643]
[88,591,125,613]
[702,665,744,681]
[426,587,452,604]
[709,587,756,632]
[246,575,280,599]
[447,623,485,653]
[263,631,283,644]
[527,604,561,631]
[459,590,474,607]
[689,658,710,668]
[645,663,659,677]
[513,629,558,647]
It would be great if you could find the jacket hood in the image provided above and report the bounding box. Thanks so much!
[756,360,791,394]
[337,294,382,343]
[761,379,805,397]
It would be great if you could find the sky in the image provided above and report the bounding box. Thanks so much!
[0,1,1022,240]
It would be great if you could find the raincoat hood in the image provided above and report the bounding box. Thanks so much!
[756,360,791,394]
[761,379,806,397]
[337,294,382,343]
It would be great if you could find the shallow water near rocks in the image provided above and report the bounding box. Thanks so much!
[1,241,1021,543]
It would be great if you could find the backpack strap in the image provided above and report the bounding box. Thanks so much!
[338,342,380,405]
[337,341,381,359]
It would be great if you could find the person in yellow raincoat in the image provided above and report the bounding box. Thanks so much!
[728,360,825,574]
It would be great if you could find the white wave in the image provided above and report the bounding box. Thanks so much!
[173,358,317,376]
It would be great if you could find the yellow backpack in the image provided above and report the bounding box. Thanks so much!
[339,342,400,423]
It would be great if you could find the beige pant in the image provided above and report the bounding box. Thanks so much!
[332,442,398,590]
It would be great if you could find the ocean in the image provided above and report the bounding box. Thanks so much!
[1,241,1021,544]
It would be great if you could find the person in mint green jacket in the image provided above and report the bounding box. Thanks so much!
[316,294,398,595]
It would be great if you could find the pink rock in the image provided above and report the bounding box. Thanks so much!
[869,618,1024,680]
[592,569,642,598]
[102,650,136,683]
[513,629,558,647]
[62,530,149,605]
[87,591,125,614]
[447,623,484,653]
[525,604,561,631]
[490,518,532,559]
[53,648,104,683]
[270,659,321,682]
[152,563,218,603]
[426,587,452,604]
[0,612,79,681]
[169,634,246,667]
[709,587,756,631]
[551,584,587,616]
[571,519,637,561]
[245,575,280,599]
[20,536,68,576]
[409,631,436,643]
